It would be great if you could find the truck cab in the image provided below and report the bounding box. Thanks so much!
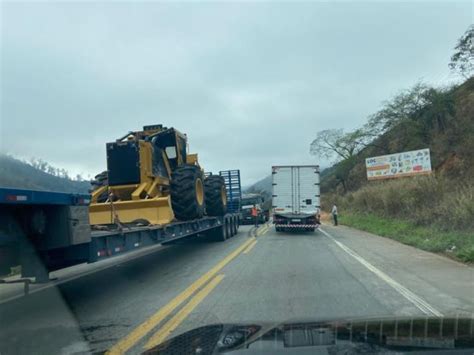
[240,194,266,225]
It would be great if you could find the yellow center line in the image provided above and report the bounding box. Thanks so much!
[256,224,269,236]
[256,225,269,237]
[242,240,258,254]
[144,274,225,350]
[106,237,254,355]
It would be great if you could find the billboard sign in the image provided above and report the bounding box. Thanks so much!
[365,148,432,180]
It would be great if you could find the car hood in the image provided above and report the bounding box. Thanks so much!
[143,316,474,354]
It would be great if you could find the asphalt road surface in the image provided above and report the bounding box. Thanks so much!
[0,223,472,354]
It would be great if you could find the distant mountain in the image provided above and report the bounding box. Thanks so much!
[0,154,90,194]
[245,166,329,196]
[244,175,272,195]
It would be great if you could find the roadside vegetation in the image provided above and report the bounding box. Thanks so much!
[339,213,473,263]
[316,26,474,262]
[324,174,474,262]
[0,154,89,193]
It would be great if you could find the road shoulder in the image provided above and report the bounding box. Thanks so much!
[321,224,474,315]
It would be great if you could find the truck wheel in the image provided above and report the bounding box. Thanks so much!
[171,165,205,221]
[232,217,238,235]
[209,225,226,241]
[225,218,231,238]
[90,171,109,202]
[228,218,233,237]
[90,171,108,188]
[204,176,227,216]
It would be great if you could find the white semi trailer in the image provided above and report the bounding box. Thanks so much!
[271,165,321,232]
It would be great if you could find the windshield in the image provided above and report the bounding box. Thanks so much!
[1,2,473,354]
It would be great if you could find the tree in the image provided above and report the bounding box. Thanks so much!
[365,83,429,135]
[310,128,369,162]
[418,87,455,133]
[334,156,358,192]
[449,25,474,78]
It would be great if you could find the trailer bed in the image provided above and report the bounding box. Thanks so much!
[0,186,240,283]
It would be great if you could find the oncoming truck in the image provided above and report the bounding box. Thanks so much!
[240,193,266,225]
[272,165,320,232]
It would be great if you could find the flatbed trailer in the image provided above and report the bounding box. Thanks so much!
[0,178,240,284]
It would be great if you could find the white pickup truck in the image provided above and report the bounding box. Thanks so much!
[271,165,320,232]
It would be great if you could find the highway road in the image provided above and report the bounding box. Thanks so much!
[0,223,472,354]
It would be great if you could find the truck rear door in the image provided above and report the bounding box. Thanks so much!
[272,166,320,216]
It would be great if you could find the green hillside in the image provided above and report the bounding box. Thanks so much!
[321,78,474,195]
[319,77,474,262]
[0,154,90,194]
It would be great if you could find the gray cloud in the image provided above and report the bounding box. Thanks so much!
[1,1,471,184]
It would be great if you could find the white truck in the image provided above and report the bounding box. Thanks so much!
[271,165,320,232]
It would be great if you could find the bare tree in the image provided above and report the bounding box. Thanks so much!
[310,128,368,162]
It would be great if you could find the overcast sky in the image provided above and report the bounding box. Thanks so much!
[1,1,472,185]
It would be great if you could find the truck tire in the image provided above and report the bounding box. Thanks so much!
[171,165,205,221]
[227,218,232,237]
[204,175,227,216]
[232,216,238,235]
[90,171,108,189]
[209,225,226,241]
[224,217,230,239]
[90,171,109,202]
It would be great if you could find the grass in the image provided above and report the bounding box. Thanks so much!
[325,174,474,232]
[339,212,474,263]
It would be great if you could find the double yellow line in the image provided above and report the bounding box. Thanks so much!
[144,274,225,349]
[243,239,257,254]
[242,224,270,254]
[107,236,256,354]
[256,223,270,237]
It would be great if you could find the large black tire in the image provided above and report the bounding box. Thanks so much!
[232,216,238,235]
[90,171,108,190]
[204,175,227,216]
[209,226,226,242]
[90,171,109,202]
[171,165,205,221]
[230,218,235,237]
[225,218,232,239]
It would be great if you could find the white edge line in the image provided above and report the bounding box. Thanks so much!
[319,228,443,317]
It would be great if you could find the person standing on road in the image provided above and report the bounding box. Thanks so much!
[252,204,259,227]
[331,204,338,226]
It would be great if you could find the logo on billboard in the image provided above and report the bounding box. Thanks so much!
[365,148,432,180]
